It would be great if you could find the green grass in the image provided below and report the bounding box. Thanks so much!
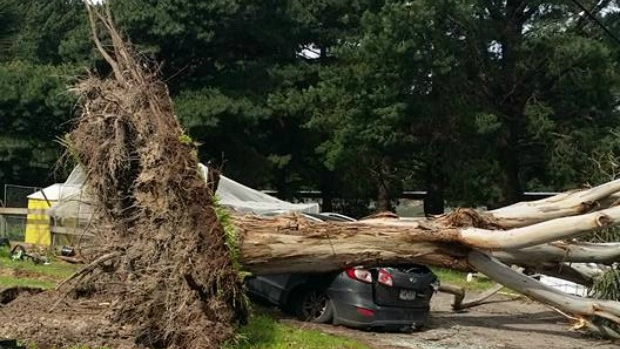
[432,267,495,291]
[0,246,81,291]
[0,275,56,289]
[25,345,111,349]
[229,313,370,349]
[0,246,81,280]
[0,258,80,279]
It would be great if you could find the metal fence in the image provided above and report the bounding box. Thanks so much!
[0,184,41,241]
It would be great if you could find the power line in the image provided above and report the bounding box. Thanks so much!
[569,0,620,46]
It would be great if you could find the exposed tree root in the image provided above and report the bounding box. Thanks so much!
[42,4,248,348]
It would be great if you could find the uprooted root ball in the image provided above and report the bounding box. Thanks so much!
[62,8,247,349]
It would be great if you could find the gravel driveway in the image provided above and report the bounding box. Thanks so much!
[284,292,618,349]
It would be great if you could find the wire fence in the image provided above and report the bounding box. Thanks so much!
[0,184,41,241]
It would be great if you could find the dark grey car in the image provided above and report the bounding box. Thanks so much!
[245,213,439,331]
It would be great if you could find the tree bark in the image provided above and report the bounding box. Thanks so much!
[234,178,620,337]
[488,178,620,228]
[235,208,620,275]
[375,157,394,212]
[236,215,469,274]
[320,169,336,212]
[424,159,445,216]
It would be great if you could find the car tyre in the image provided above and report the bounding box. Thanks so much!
[294,289,334,324]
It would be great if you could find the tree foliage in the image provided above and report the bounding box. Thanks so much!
[0,61,76,186]
[0,0,618,215]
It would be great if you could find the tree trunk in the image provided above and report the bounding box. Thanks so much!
[375,158,394,212]
[424,159,445,216]
[497,119,522,206]
[236,205,620,274]
[494,0,529,207]
[234,179,620,337]
[320,169,335,212]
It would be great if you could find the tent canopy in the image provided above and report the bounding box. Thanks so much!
[27,183,80,201]
[198,164,319,214]
[45,164,319,220]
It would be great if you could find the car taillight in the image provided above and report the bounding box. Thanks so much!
[377,268,393,287]
[356,307,375,317]
[346,268,372,283]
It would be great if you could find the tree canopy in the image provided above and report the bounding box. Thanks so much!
[0,0,618,214]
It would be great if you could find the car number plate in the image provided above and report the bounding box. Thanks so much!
[399,289,416,300]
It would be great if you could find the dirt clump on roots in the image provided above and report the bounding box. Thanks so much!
[1,7,247,349]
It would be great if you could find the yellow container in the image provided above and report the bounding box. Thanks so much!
[24,198,52,246]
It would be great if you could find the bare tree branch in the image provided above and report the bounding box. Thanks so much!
[468,251,620,332]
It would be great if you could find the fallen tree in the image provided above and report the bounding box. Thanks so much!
[231,185,620,337]
[235,198,620,274]
[1,4,619,349]
[64,5,620,344]
[66,3,620,343]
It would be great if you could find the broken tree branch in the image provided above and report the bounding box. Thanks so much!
[489,178,620,228]
[493,242,620,265]
[460,205,620,250]
[468,251,620,335]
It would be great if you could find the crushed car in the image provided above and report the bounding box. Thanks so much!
[245,212,439,331]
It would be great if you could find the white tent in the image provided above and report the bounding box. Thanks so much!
[27,183,79,202]
[36,164,317,245]
[198,164,319,214]
[46,164,318,222]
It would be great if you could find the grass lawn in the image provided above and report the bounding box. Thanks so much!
[0,257,79,279]
[0,246,80,290]
[432,267,495,291]
[0,275,56,289]
[230,313,370,349]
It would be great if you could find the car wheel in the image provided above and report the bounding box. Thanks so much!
[294,289,334,324]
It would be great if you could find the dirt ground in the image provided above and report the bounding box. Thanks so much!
[285,292,619,349]
[3,252,617,349]
[1,286,619,348]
